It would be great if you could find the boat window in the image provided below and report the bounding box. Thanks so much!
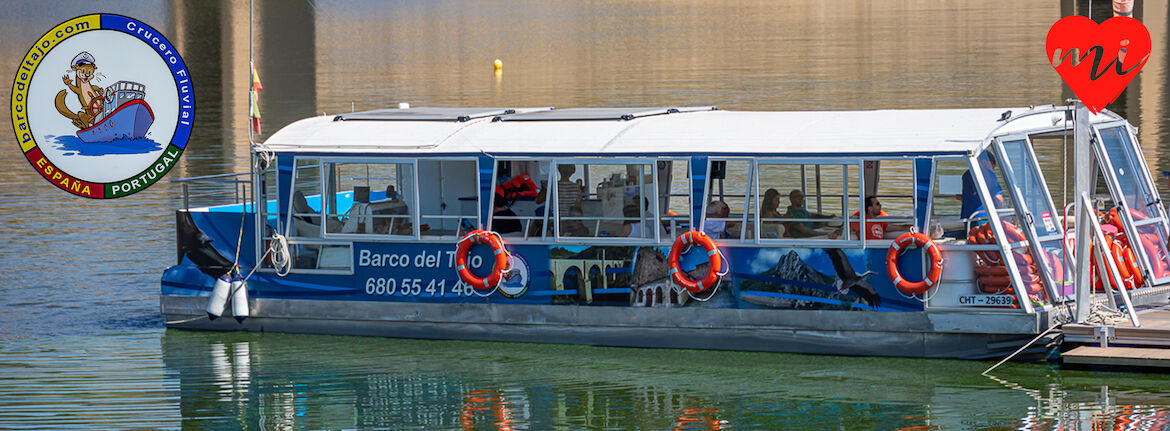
[753,162,857,242]
[274,157,354,273]
[1098,127,1151,216]
[556,161,658,239]
[961,151,1018,226]
[258,157,279,236]
[659,159,691,240]
[270,242,353,273]
[289,158,324,237]
[973,148,1020,222]
[931,157,970,238]
[1000,141,1061,237]
[491,160,552,239]
[855,160,915,240]
[417,159,478,239]
[321,161,417,237]
[704,159,752,240]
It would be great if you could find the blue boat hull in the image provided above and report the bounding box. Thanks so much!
[77,99,154,143]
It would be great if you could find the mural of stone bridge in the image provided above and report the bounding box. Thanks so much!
[549,258,624,303]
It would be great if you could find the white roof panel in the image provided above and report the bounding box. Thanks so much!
[257,106,1121,156]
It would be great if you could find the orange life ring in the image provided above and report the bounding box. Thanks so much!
[981,284,1013,294]
[1120,241,1143,286]
[975,264,1040,278]
[1106,235,1137,287]
[668,230,723,293]
[1088,237,1137,291]
[1104,207,1123,231]
[1138,232,1170,277]
[973,225,1002,264]
[1048,249,1067,288]
[455,230,510,290]
[969,222,1028,265]
[978,276,1042,294]
[978,273,1041,286]
[974,265,1010,276]
[886,232,943,295]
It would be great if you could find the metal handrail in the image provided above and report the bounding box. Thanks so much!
[172,171,254,210]
[171,171,251,183]
[1079,192,1140,327]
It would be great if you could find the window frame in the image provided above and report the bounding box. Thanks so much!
[487,157,556,242]
[272,155,355,274]
[415,157,481,240]
[509,157,662,245]
[317,157,421,241]
[741,157,865,248]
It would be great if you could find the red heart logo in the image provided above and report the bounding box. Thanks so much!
[1046,16,1150,114]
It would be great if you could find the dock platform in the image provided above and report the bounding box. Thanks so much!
[1063,346,1170,368]
[1062,302,1170,368]
[1063,303,1170,347]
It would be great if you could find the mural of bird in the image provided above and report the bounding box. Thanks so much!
[826,248,881,309]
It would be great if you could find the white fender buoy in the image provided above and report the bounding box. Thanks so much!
[206,275,232,320]
[231,277,249,323]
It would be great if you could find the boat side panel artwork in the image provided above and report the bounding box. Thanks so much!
[167,209,924,311]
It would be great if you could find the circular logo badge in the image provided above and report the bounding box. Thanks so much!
[498,253,530,298]
[10,14,194,198]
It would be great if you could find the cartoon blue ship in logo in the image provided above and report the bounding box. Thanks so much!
[77,80,155,143]
[56,51,155,143]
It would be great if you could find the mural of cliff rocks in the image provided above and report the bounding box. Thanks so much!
[629,247,688,307]
[738,249,864,310]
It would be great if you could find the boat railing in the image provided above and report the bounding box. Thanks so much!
[172,171,253,211]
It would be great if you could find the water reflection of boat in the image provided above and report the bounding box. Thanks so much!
[77,80,154,143]
[158,331,1170,429]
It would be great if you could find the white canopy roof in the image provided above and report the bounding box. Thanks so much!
[257,106,1121,156]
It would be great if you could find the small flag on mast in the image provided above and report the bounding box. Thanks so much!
[250,61,262,135]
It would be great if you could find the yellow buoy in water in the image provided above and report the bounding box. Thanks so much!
[493,58,503,71]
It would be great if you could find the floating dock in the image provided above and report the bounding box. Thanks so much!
[1062,302,1170,369]
[1063,346,1170,368]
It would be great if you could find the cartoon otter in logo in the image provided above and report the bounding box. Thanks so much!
[54,52,104,129]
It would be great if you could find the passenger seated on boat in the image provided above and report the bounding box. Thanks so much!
[291,191,343,236]
[370,200,425,235]
[619,199,668,238]
[292,191,318,225]
[830,196,909,239]
[760,188,787,239]
[958,152,1003,222]
[703,200,739,239]
[339,187,373,233]
[560,205,591,237]
[784,189,833,238]
[492,193,523,234]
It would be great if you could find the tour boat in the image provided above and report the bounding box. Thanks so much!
[160,105,1170,359]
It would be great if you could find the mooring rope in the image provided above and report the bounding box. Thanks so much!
[1084,302,1128,326]
[982,322,1061,376]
